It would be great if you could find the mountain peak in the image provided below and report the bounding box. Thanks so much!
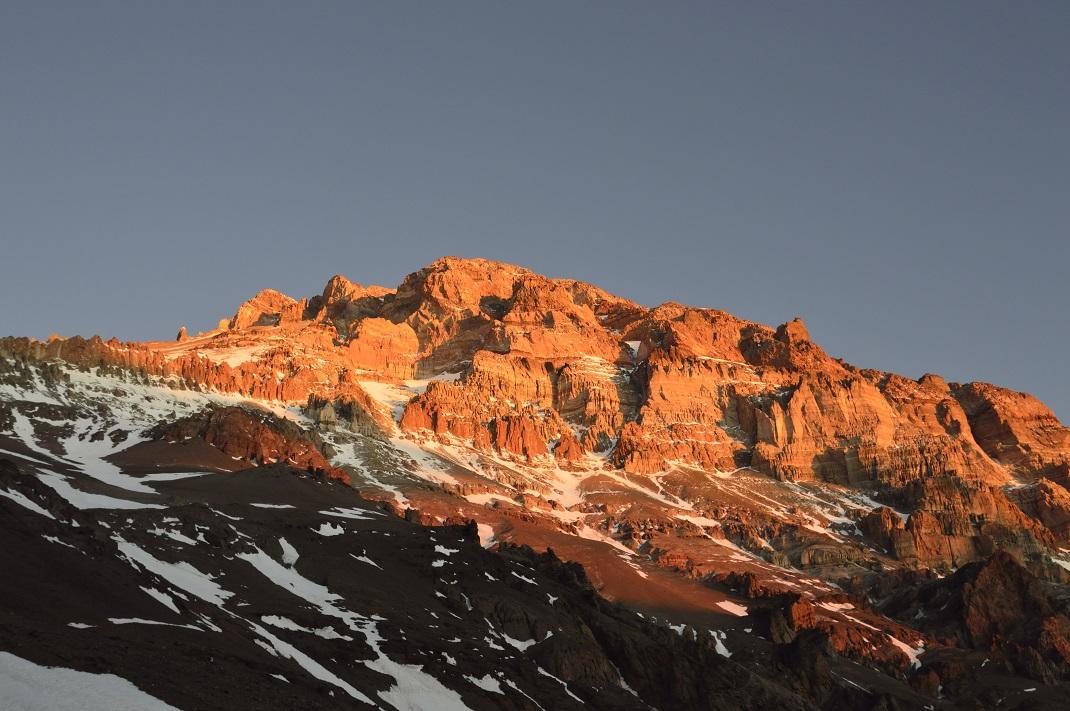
[4,254,1070,708]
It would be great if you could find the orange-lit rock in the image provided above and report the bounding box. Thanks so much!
[5,255,1070,573]
[229,289,304,330]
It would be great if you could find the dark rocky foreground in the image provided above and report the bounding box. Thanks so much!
[1,444,1067,710]
[0,456,828,710]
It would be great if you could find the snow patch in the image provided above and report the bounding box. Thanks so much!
[0,651,179,710]
[0,488,55,519]
[465,674,503,694]
[37,472,165,510]
[716,601,749,617]
[279,538,300,566]
[315,522,345,537]
[320,506,378,520]
[139,586,180,614]
[115,538,232,606]
[477,523,496,548]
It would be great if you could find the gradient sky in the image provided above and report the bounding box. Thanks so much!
[1,2,1067,419]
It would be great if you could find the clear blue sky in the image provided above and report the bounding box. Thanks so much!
[2,2,1067,419]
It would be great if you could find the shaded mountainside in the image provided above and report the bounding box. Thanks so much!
[3,255,1070,708]
[0,457,818,711]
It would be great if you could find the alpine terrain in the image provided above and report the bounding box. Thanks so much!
[3,256,1070,710]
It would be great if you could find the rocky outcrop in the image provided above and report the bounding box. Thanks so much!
[880,551,1070,681]
[857,476,1054,568]
[952,381,1070,479]
[345,318,419,378]
[0,331,380,407]
[228,289,305,330]
[149,406,350,483]
[553,431,585,463]
[750,371,1005,488]
[762,591,929,673]
[1010,478,1070,542]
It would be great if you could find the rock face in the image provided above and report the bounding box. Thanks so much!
[858,475,1056,568]
[149,406,351,484]
[228,288,306,330]
[1011,478,1070,542]
[952,381,1070,480]
[4,255,1070,708]
[3,255,1070,579]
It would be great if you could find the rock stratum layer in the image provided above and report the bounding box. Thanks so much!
[3,255,1070,708]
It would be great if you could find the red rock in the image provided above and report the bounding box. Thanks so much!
[150,406,350,484]
[5,255,1070,575]
[229,289,302,330]
[952,381,1070,479]
[553,431,585,463]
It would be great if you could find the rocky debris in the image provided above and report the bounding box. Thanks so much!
[0,458,81,524]
[756,590,930,676]
[496,545,817,711]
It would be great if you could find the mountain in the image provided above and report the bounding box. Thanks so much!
[2,255,1069,709]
